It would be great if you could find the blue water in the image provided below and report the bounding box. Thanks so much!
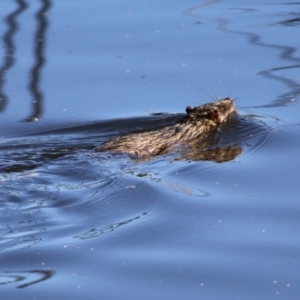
[0,1,300,299]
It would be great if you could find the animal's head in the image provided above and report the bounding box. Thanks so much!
[185,98,236,124]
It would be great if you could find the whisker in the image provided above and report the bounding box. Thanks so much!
[199,87,216,101]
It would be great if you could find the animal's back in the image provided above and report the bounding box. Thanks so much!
[99,98,236,158]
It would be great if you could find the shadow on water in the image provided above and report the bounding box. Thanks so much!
[0,0,51,121]
[0,270,54,288]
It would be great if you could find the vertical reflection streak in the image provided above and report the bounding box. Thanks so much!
[25,0,52,122]
[0,0,27,112]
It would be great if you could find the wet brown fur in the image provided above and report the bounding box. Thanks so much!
[98,98,237,159]
[98,98,235,157]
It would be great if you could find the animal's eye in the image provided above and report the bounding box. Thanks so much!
[219,106,225,111]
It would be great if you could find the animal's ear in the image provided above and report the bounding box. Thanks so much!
[186,106,194,114]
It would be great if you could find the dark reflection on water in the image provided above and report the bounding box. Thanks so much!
[74,212,148,239]
[184,0,222,19]
[0,270,54,288]
[280,3,300,27]
[216,18,300,108]
[0,0,27,112]
[25,0,52,122]
[279,16,300,27]
[0,0,51,121]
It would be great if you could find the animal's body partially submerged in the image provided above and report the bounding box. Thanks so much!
[99,98,238,160]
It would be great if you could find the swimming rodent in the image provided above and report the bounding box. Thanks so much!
[98,98,241,161]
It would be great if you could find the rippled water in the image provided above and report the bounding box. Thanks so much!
[1,1,300,299]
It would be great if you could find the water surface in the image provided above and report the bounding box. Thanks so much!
[0,1,300,299]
